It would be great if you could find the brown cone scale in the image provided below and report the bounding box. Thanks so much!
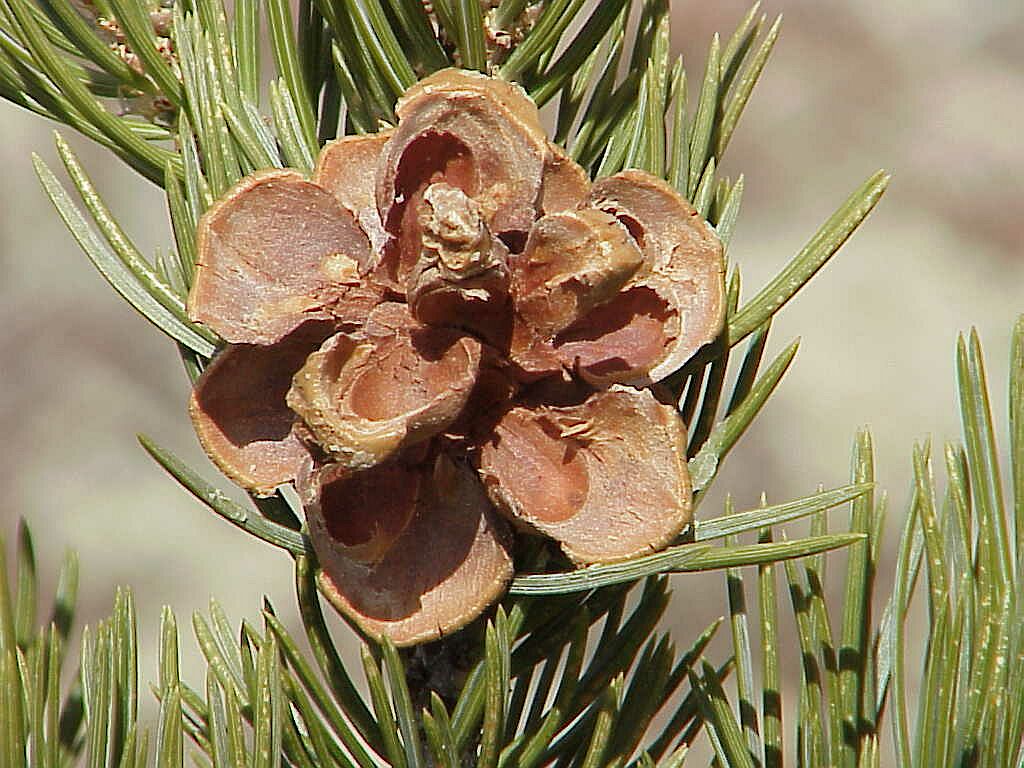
[507,208,645,382]
[405,182,513,344]
[538,141,591,216]
[512,208,644,336]
[301,459,421,565]
[376,69,548,247]
[314,132,393,258]
[286,303,482,471]
[188,170,372,345]
[553,286,675,383]
[189,321,334,495]
[585,170,726,383]
[478,386,692,563]
[310,452,514,646]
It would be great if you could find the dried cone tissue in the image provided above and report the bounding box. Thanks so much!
[185,69,726,645]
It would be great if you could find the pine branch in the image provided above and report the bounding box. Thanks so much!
[0,0,926,764]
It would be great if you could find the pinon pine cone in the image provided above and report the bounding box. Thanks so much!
[186,69,726,645]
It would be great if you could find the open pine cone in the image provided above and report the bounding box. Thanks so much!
[186,69,726,645]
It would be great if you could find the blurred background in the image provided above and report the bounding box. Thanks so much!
[1,0,1022,745]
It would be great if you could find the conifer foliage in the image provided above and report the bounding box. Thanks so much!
[4,0,1012,766]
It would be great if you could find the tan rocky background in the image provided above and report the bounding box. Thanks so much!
[1,0,1021,750]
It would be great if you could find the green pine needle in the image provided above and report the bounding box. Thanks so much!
[728,170,890,347]
[138,435,306,555]
[33,151,216,357]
